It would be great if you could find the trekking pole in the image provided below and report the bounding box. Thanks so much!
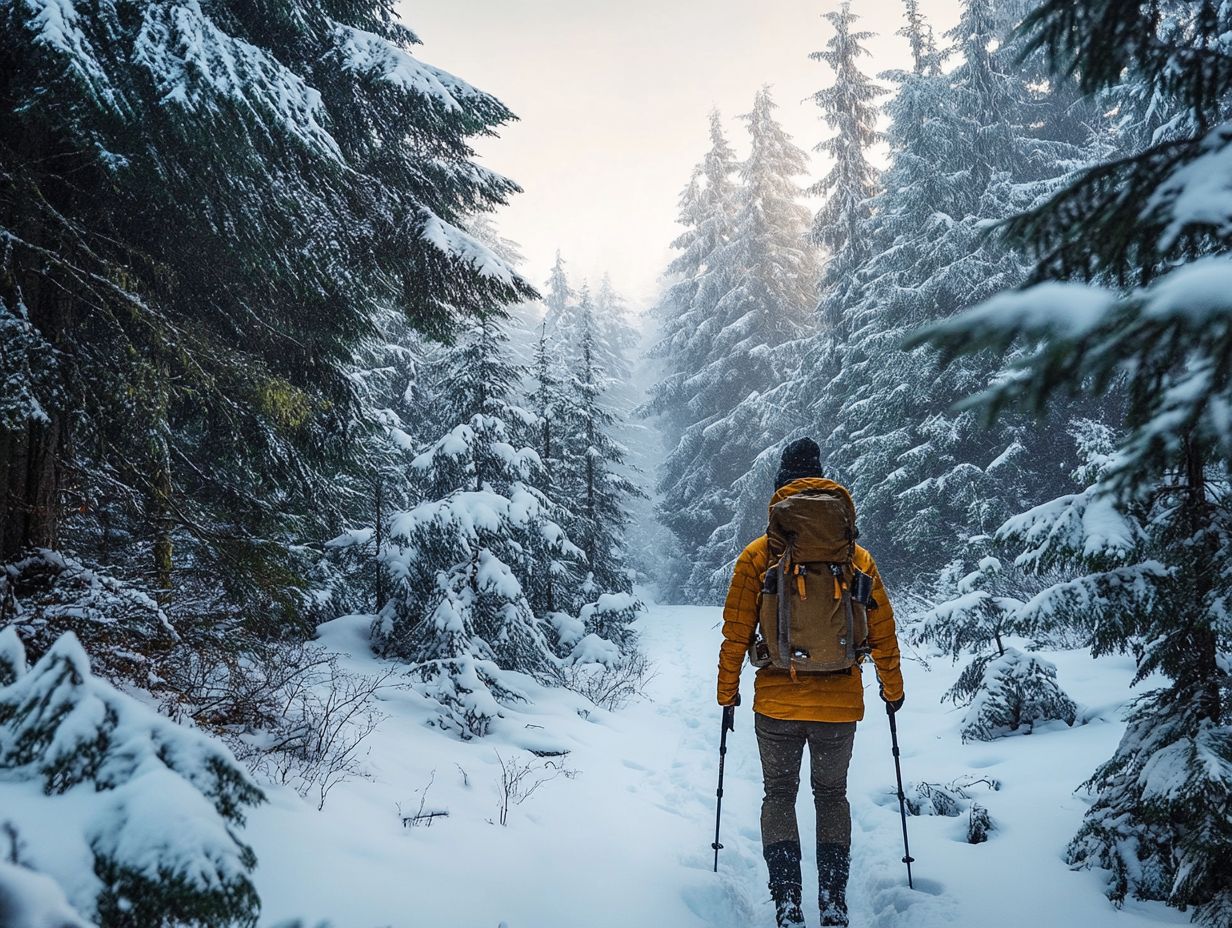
[886,700,916,889]
[712,698,737,872]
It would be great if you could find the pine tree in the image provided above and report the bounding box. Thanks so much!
[914,554,1078,742]
[689,14,884,598]
[807,2,883,269]
[544,251,573,318]
[766,0,1092,592]
[375,317,577,738]
[918,6,1232,918]
[557,289,644,647]
[592,274,642,388]
[649,93,818,601]
[544,264,639,393]
[641,113,741,599]
[898,0,931,73]
[525,320,579,617]
[642,114,740,445]
[0,1,533,661]
[531,264,644,614]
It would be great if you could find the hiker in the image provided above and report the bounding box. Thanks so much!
[716,437,905,928]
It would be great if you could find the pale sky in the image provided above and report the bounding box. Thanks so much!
[402,0,962,309]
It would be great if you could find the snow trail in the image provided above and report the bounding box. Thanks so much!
[246,603,1179,928]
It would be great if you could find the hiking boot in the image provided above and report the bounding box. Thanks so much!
[765,840,805,928]
[817,842,850,927]
[772,884,806,928]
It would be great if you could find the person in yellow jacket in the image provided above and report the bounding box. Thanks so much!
[717,438,905,928]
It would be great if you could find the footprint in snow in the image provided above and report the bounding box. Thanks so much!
[966,755,1005,769]
[861,873,952,928]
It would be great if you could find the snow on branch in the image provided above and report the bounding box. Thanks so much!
[1153,121,1232,249]
[333,24,493,114]
[419,211,522,286]
[134,0,340,158]
[0,860,94,928]
[20,0,115,103]
[998,484,1141,569]
[919,281,1116,348]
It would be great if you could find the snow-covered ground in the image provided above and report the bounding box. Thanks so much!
[244,603,1178,928]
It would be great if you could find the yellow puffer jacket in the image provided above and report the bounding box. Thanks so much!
[716,477,905,722]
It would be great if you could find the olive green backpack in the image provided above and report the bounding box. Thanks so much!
[748,487,874,675]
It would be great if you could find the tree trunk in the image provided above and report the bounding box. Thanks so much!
[1,123,69,563]
[5,415,63,557]
[0,429,14,560]
[147,367,174,602]
[374,478,386,613]
[1182,435,1220,724]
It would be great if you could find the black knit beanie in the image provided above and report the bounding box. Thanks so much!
[774,437,823,490]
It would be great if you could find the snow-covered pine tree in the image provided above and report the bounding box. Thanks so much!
[543,265,640,397]
[376,317,579,738]
[918,6,1232,915]
[807,1,883,289]
[718,87,819,381]
[469,215,542,367]
[324,214,536,622]
[0,1,533,661]
[763,0,1093,592]
[644,113,740,421]
[544,251,573,320]
[0,631,264,927]
[914,554,1077,742]
[556,289,645,649]
[654,91,819,601]
[593,275,642,388]
[525,320,578,617]
[897,0,932,74]
[641,113,741,600]
[787,3,885,512]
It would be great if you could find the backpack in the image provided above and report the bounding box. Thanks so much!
[748,487,874,675]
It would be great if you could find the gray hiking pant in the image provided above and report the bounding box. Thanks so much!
[755,713,857,850]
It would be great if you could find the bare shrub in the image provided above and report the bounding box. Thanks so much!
[1,553,392,812]
[239,657,393,810]
[904,774,1001,817]
[158,637,392,809]
[551,650,655,711]
[397,771,450,828]
[493,750,575,826]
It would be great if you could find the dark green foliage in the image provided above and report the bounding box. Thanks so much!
[1009,0,1232,283]
[0,0,533,652]
[916,3,1232,919]
[93,854,260,928]
[967,804,993,844]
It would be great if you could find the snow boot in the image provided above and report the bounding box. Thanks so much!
[817,842,850,927]
[765,840,805,928]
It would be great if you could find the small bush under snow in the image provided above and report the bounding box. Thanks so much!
[957,647,1078,743]
[0,632,264,927]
